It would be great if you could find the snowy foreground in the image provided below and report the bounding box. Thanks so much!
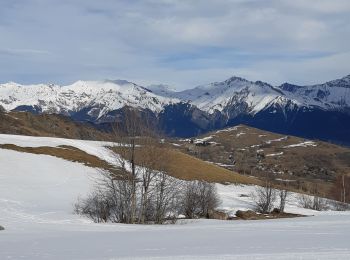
[1,134,350,259]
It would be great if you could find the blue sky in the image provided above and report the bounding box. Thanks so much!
[0,0,349,90]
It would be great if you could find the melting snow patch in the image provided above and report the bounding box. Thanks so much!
[250,144,260,148]
[265,136,288,144]
[284,141,317,148]
[215,163,235,167]
[195,136,213,142]
[275,178,297,182]
[236,132,246,137]
[216,126,241,133]
[266,152,284,157]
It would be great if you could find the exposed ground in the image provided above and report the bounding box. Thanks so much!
[172,125,350,198]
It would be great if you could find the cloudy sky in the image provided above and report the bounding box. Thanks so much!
[0,0,349,89]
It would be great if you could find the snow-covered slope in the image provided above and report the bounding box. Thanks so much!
[147,84,178,97]
[280,75,350,110]
[1,134,350,259]
[0,80,178,119]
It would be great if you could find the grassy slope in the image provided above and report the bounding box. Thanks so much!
[165,149,259,184]
[0,144,116,172]
[111,145,259,185]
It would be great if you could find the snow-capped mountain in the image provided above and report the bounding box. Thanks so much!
[171,77,287,114]
[153,75,350,115]
[0,80,178,120]
[1,75,349,118]
[279,75,350,110]
[0,75,350,144]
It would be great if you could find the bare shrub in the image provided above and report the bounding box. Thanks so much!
[297,194,328,211]
[74,190,111,223]
[252,182,276,214]
[312,196,328,211]
[182,180,220,219]
[330,200,350,211]
[297,194,313,209]
[75,168,183,224]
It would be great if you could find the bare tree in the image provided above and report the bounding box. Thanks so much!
[342,174,346,203]
[278,189,288,212]
[183,181,200,219]
[252,180,276,214]
[197,181,220,218]
[311,184,328,211]
[153,172,182,224]
[330,174,349,203]
[75,108,185,224]
[312,196,328,211]
[110,108,158,223]
[235,149,251,175]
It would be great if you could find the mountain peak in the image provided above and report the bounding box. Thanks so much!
[320,74,350,88]
[224,76,249,84]
[103,79,134,85]
[341,74,350,82]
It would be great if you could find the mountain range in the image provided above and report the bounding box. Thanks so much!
[1,75,350,145]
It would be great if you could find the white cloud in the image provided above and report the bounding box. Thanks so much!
[0,0,349,89]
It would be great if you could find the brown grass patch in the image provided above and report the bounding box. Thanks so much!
[0,144,115,171]
[165,149,260,184]
[111,146,260,185]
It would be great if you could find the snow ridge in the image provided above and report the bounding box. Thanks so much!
[0,80,179,119]
[1,75,350,118]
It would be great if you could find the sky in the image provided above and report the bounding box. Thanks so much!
[0,0,350,90]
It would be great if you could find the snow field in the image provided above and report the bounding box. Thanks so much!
[0,134,350,259]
